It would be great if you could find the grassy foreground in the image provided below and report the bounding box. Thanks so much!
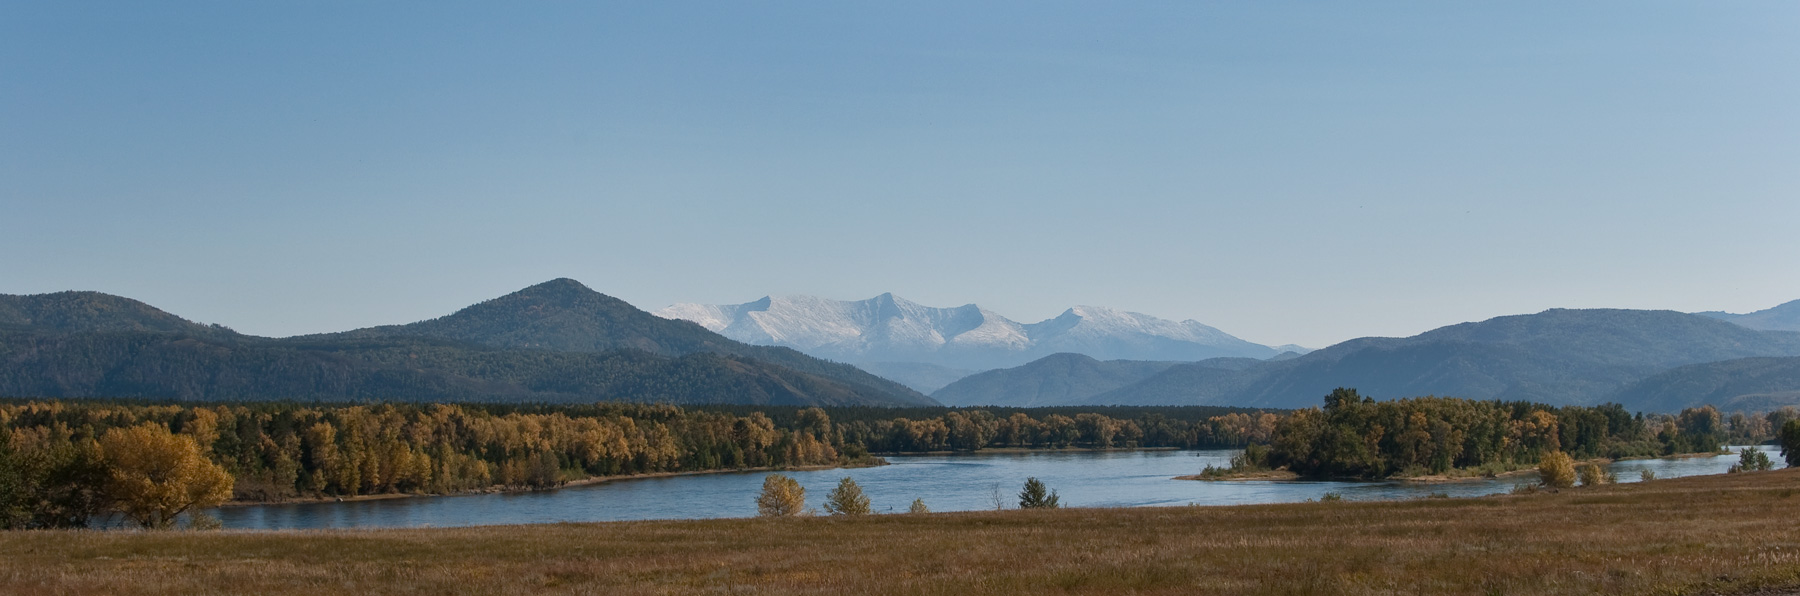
[3,470,1799,595]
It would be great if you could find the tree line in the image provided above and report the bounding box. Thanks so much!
[0,400,1274,528]
[1245,388,1786,479]
[6,394,1790,528]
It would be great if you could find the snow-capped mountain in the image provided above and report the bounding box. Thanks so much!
[655,294,1286,387]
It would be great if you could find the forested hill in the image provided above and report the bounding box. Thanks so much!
[0,291,232,337]
[0,282,937,407]
[931,353,1183,407]
[1083,309,1800,411]
[1610,357,1800,414]
[316,279,929,405]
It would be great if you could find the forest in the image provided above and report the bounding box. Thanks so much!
[1242,388,1794,479]
[4,393,1790,529]
[0,400,1274,529]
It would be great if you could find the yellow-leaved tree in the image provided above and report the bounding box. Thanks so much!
[756,474,805,517]
[823,476,870,516]
[101,424,234,529]
[1538,451,1575,489]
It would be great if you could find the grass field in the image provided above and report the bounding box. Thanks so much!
[2,469,1798,595]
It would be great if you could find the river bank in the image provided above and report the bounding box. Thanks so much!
[1176,450,1726,483]
[221,458,889,507]
[873,445,1183,456]
[11,467,1798,596]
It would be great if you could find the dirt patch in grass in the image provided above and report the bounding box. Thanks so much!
[4,469,1799,595]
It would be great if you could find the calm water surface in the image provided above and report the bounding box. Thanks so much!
[213,445,1785,530]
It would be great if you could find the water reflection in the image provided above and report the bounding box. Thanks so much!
[212,445,1786,530]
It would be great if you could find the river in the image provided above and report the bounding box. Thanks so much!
[212,445,1786,530]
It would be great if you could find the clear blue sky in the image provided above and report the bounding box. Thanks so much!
[4,2,1797,348]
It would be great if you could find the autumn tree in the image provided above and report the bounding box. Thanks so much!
[823,476,870,516]
[1018,477,1060,509]
[1538,451,1575,489]
[101,424,234,529]
[756,474,805,517]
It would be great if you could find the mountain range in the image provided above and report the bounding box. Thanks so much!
[0,280,936,407]
[655,293,1291,391]
[931,306,1800,412]
[1697,299,1800,332]
[9,282,1800,414]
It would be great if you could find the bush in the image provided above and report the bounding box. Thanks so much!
[1018,477,1060,509]
[822,477,870,516]
[755,474,805,517]
[1576,463,1614,486]
[1232,444,1270,471]
[908,498,929,514]
[1733,448,1774,473]
[1539,451,1576,489]
[1640,469,1656,482]
[1319,492,1344,502]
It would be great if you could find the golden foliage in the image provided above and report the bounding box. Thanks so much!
[755,474,805,517]
[1538,451,1575,489]
[823,477,870,516]
[99,424,233,529]
[1576,462,1613,486]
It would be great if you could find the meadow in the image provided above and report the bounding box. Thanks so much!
[1,468,1796,595]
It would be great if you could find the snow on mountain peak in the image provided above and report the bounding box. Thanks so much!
[655,294,1278,370]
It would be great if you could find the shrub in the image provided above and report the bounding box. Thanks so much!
[908,498,929,514]
[1232,444,1270,471]
[755,474,805,517]
[1640,469,1656,482]
[1577,463,1614,486]
[1539,451,1576,489]
[1319,492,1344,502]
[1511,483,1539,495]
[1735,448,1774,473]
[823,477,870,516]
[1018,477,1060,509]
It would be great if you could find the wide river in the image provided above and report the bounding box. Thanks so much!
[213,445,1785,530]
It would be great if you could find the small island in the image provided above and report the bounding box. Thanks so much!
[1181,389,1750,483]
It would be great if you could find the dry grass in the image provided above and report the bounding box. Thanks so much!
[3,469,1799,596]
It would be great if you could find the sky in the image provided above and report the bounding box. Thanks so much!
[3,2,1797,349]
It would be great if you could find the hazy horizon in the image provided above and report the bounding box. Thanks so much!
[5,2,1797,348]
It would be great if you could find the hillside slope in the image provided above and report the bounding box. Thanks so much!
[1609,356,1800,413]
[1698,299,1800,332]
[0,291,230,337]
[931,353,1180,407]
[321,279,933,406]
[0,281,937,407]
[1094,309,1800,410]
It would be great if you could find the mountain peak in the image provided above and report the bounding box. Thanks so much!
[513,278,599,299]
